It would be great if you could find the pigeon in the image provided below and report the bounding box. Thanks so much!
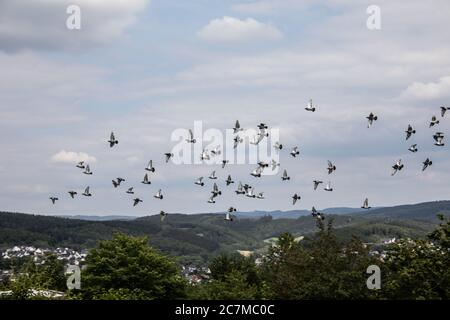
[324,181,333,191]
[133,198,143,206]
[433,132,445,146]
[405,124,416,140]
[313,180,323,190]
[228,207,237,213]
[222,160,229,169]
[211,146,222,157]
[209,171,217,180]
[257,123,268,130]
[292,194,301,205]
[235,182,246,195]
[226,175,234,186]
[164,153,174,163]
[274,142,283,151]
[154,189,163,200]
[327,161,336,174]
[256,192,265,199]
[233,120,243,134]
[76,161,85,169]
[117,177,125,184]
[68,191,77,199]
[49,197,59,204]
[429,116,440,128]
[83,164,93,175]
[108,132,119,148]
[250,166,262,178]
[142,173,151,185]
[233,135,243,149]
[160,211,168,222]
[211,183,222,197]
[246,187,256,198]
[422,158,432,172]
[271,159,280,171]
[361,198,371,209]
[311,207,325,220]
[408,144,418,153]
[391,159,404,176]
[366,112,378,128]
[440,106,450,117]
[126,187,134,194]
[201,149,210,161]
[112,180,120,188]
[258,161,269,168]
[282,169,290,181]
[305,99,316,112]
[186,129,196,143]
[82,187,92,197]
[251,125,269,145]
[290,147,300,158]
[195,177,205,186]
[207,195,216,204]
[145,160,155,172]
[224,213,234,221]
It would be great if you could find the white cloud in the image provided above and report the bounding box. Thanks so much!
[198,16,282,43]
[0,0,149,52]
[401,76,450,100]
[51,150,97,164]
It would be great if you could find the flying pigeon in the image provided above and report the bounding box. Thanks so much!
[68,191,77,199]
[440,106,450,117]
[222,160,229,169]
[145,160,155,172]
[201,149,210,161]
[142,173,151,185]
[391,159,404,176]
[82,187,92,197]
[108,132,119,148]
[112,180,120,188]
[117,178,125,184]
[366,113,378,128]
[133,198,143,206]
[154,189,163,200]
[235,182,246,195]
[211,183,222,197]
[292,194,301,205]
[246,187,256,198]
[195,177,205,186]
[256,192,265,199]
[433,132,445,146]
[311,207,325,220]
[271,159,280,171]
[164,153,174,163]
[313,180,323,190]
[324,181,333,192]
[209,171,217,180]
[422,158,432,172]
[226,175,234,186]
[83,164,93,175]
[274,142,283,151]
[49,197,59,204]
[76,161,85,169]
[258,161,269,168]
[361,198,371,209]
[405,124,416,140]
[282,169,290,181]
[250,166,262,178]
[160,211,168,222]
[408,144,418,153]
[126,187,134,194]
[228,207,237,213]
[327,161,336,174]
[429,116,440,128]
[233,135,243,149]
[224,213,234,221]
[233,120,243,133]
[211,146,222,157]
[305,99,316,112]
[207,195,216,204]
[290,147,300,158]
[186,129,196,143]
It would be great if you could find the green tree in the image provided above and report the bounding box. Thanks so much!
[80,233,187,300]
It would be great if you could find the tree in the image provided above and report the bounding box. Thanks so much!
[80,233,187,300]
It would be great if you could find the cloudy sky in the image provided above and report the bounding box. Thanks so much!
[1,0,450,216]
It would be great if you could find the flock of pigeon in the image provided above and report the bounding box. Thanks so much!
[49,103,450,223]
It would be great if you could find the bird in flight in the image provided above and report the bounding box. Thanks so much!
[209,170,217,180]
[422,158,433,172]
[133,198,143,207]
[250,166,262,178]
[108,132,119,148]
[405,124,416,140]
[391,159,404,176]
[233,120,243,134]
[160,211,168,222]
[126,187,134,194]
[434,132,445,146]
[290,147,300,158]
[82,187,92,197]
[313,180,323,190]
[76,161,85,169]
[224,213,234,222]
[282,169,290,181]
[142,173,151,185]
[83,164,93,175]
[366,112,378,128]
[292,194,301,205]
[68,191,77,199]
[226,175,234,186]
[256,192,265,199]
[211,183,222,197]
[305,99,316,112]
[324,182,333,192]
[327,161,336,174]
[154,189,163,200]
[233,135,243,149]
[195,177,205,186]
[274,142,283,151]
[408,144,418,153]
[145,160,155,172]
[271,159,280,171]
[235,182,246,195]
[311,207,325,220]
[228,207,237,213]
[201,149,210,161]
[361,198,371,209]
[164,153,174,163]
[185,129,196,143]
[49,197,59,204]
[429,116,440,128]
[440,106,450,117]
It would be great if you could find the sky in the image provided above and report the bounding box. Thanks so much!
[1,0,450,216]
